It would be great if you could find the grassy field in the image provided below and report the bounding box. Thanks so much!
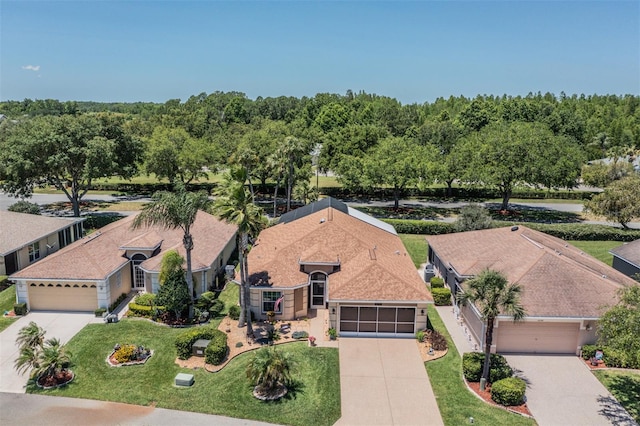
[0,284,17,332]
[29,319,341,426]
[425,305,535,426]
[399,234,428,268]
[568,240,623,266]
[593,370,640,423]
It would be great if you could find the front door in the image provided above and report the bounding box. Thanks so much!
[309,272,326,309]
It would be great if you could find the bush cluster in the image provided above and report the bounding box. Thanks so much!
[495,222,640,242]
[174,326,221,360]
[13,303,27,316]
[431,287,452,306]
[114,344,137,363]
[94,308,107,317]
[430,277,445,288]
[135,293,157,306]
[204,330,228,365]
[83,214,124,230]
[382,219,455,235]
[128,303,154,318]
[228,305,241,320]
[582,345,640,369]
[491,377,526,406]
[462,352,513,383]
[196,292,226,318]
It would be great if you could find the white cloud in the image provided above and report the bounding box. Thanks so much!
[22,65,40,71]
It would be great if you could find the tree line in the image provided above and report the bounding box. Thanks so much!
[1,91,639,216]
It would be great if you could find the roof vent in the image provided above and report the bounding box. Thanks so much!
[511,226,519,231]
[394,250,400,255]
[320,218,326,223]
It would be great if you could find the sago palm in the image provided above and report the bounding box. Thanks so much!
[457,268,525,390]
[246,347,293,393]
[34,338,72,380]
[132,182,210,320]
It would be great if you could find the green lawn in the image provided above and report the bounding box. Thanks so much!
[28,315,340,425]
[425,305,536,426]
[399,234,428,268]
[568,240,623,266]
[216,282,239,315]
[0,284,17,332]
[593,370,640,423]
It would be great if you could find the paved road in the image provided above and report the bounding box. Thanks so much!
[335,338,444,426]
[0,393,276,426]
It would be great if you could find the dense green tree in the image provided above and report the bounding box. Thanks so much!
[156,268,190,319]
[0,114,143,217]
[457,269,525,390]
[585,175,640,228]
[212,167,268,336]
[598,286,640,367]
[132,184,211,319]
[159,250,185,285]
[455,204,493,232]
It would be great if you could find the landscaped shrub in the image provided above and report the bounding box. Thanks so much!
[580,345,639,369]
[196,291,216,310]
[431,287,452,306]
[82,214,124,230]
[209,299,225,318]
[135,293,156,306]
[462,352,513,383]
[424,329,448,351]
[580,344,599,360]
[204,330,228,365]
[494,222,640,242]
[94,308,107,317]
[416,330,425,342]
[381,219,455,235]
[13,303,27,316]
[128,303,154,318]
[490,377,526,406]
[292,331,309,339]
[109,293,128,312]
[114,344,137,363]
[174,326,221,360]
[430,277,445,288]
[228,305,241,320]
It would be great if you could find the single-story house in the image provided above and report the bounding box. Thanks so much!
[245,197,432,338]
[0,210,85,276]
[11,212,237,312]
[427,226,638,355]
[610,239,640,279]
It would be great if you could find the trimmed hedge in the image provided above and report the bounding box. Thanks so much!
[175,326,222,360]
[94,308,107,317]
[581,344,639,369]
[494,221,640,242]
[128,302,165,318]
[430,277,445,288]
[88,181,217,195]
[209,299,225,318]
[491,377,526,406]
[431,287,452,306]
[82,214,124,230]
[382,219,455,235]
[204,330,228,365]
[134,293,156,306]
[13,302,27,316]
[462,352,513,383]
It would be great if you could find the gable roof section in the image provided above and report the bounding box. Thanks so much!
[427,226,637,318]
[610,239,640,268]
[11,211,237,281]
[248,205,431,302]
[279,197,349,224]
[0,210,84,256]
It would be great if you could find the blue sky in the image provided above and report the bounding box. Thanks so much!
[1,1,638,104]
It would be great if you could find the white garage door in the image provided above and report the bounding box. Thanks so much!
[29,283,98,311]
[496,321,579,354]
[339,306,416,337]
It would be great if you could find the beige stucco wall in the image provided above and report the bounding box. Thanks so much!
[249,287,306,321]
[108,265,132,305]
[16,233,59,271]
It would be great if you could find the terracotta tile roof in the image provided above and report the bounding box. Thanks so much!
[427,226,637,318]
[248,206,432,302]
[610,239,640,267]
[0,210,84,255]
[11,211,237,281]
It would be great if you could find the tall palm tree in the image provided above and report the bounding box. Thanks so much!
[212,167,267,337]
[457,269,525,390]
[132,182,210,320]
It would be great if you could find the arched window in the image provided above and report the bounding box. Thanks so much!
[309,272,327,308]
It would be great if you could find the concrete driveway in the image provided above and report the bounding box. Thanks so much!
[0,311,101,393]
[505,355,637,426]
[335,338,443,426]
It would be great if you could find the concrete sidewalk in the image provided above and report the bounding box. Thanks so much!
[0,392,276,426]
[335,338,444,426]
[434,305,479,355]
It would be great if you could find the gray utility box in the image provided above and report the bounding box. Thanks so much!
[424,264,435,282]
[175,373,194,387]
[193,339,210,357]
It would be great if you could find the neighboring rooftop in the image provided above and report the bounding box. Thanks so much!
[11,211,237,280]
[0,210,84,256]
[610,239,640,268]
[427,226,637,318]
[249,204,431,302]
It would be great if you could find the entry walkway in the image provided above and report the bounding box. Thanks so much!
[335,338,443,426]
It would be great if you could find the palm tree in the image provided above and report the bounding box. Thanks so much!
[33,338,72,380]
[16,321,45,351]
[212,167,267,337]
[132,182,210,320]
[457,269,525,390]
[246,347,293,398]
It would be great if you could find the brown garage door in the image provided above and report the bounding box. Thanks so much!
[29,283,98,311]
[496,321,579,354]
[339,306,416,337]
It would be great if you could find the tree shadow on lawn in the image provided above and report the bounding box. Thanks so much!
[258,380,305,404]
[599,374,640,423]
[597,394,637,426]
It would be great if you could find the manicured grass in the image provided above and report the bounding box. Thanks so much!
[568,240,624,265]
[399,234,428,268]
[216,282,239,315]
[0,284,17,332]
[29,319,341,426]
[593,370,640,423]
[425,305,535,426]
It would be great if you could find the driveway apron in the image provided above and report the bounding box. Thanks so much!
[505,355,637,426]
[335,338,443,426]
[0,311,100,393]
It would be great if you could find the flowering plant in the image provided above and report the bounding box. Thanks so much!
[308,336,316,345]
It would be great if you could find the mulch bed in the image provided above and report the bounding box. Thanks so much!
[466,381,532,417]
[37,371,74,389]
[416,341,447,362]
[583,358,608,370]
